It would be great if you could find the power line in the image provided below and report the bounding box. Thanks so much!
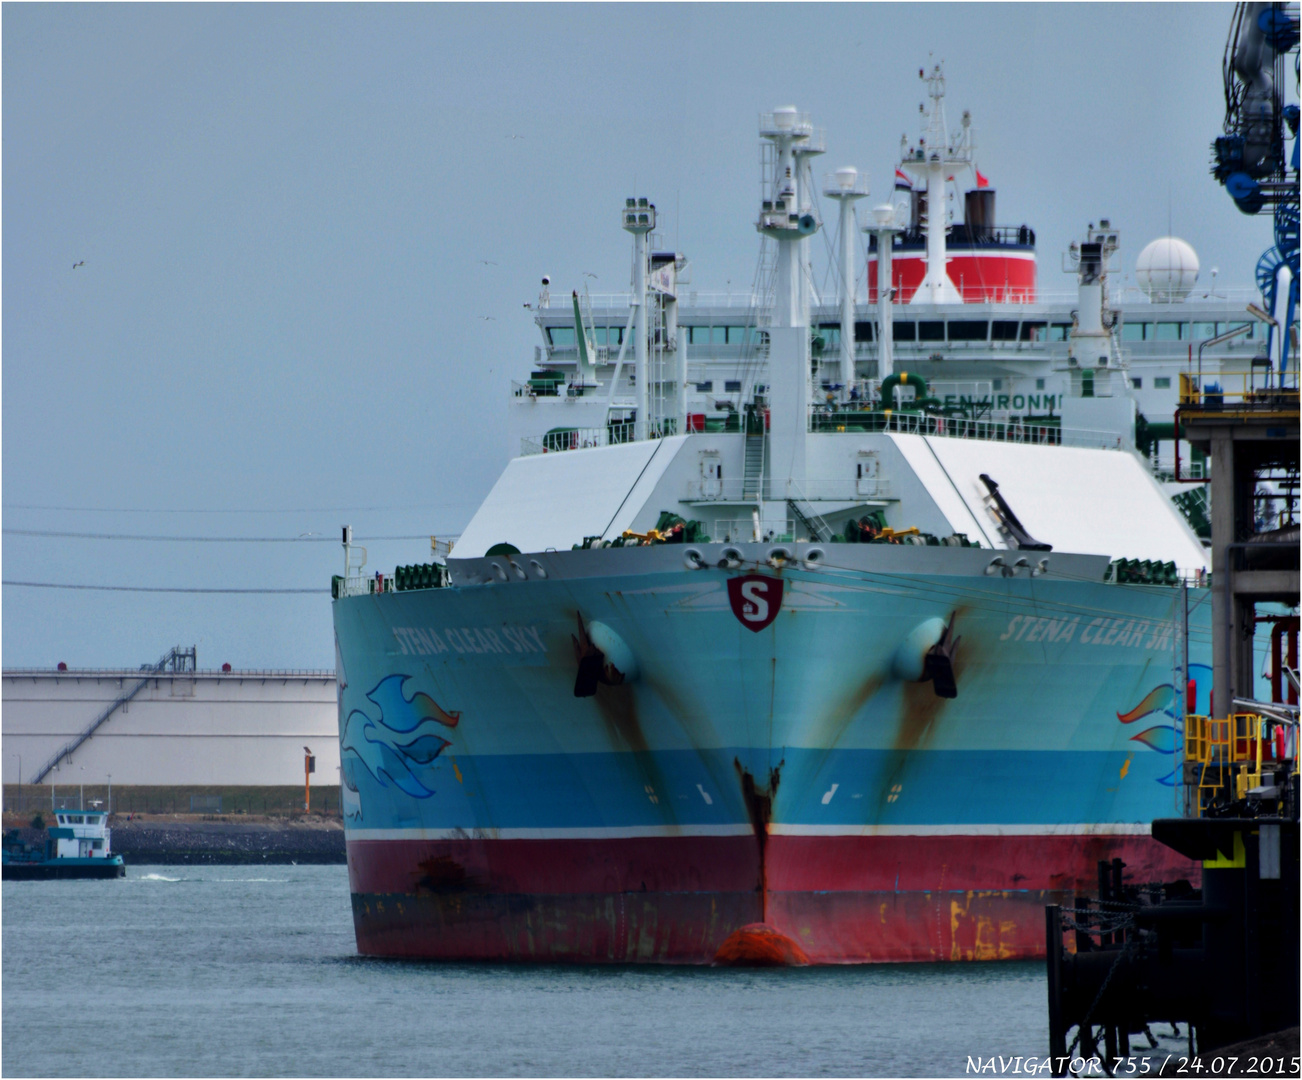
[2,502,481,514]
[2,529,451,543]
[3,580,326,594]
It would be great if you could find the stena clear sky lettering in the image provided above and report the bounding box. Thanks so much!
[998,614,1173,651]
[391,625,548,657]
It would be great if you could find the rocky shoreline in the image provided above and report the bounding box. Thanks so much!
[5,817,347,866]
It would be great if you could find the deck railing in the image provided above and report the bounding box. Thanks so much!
[521,422,640,456]
[538,285,1265,313]
[807,408,1122,449]
[519,412,1121,460]
[680,477,893,503]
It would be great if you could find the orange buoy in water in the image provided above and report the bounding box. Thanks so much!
[713,922,810,966]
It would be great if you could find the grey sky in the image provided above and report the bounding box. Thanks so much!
[3,3,1268,669]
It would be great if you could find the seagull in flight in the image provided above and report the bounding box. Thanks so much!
[583,272,598,280]
[72,261,85,269]
[505,134,525,140]
[479,315,496,321]
[480,260,498,266]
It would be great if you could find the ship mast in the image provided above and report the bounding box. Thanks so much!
[622,197,655,441]
[758,107,822,491]
[823,167,869,401]
[869,203,903,380]
[902,63,971,306]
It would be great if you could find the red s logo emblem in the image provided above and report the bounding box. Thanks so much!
[727,574,784,632]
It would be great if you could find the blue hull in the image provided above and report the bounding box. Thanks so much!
[333,545,1209,960]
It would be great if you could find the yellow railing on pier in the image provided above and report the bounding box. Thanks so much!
[1178,370,1299,411]
[1184,713,1283,816]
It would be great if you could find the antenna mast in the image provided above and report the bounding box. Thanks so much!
[901,63,970,305]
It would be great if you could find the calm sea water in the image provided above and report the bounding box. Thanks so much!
[5,865,1054,1077]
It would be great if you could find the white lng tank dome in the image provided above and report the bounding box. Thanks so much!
[1136,236,1200,302]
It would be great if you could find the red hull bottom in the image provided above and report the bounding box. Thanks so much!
[346,833,1199,964]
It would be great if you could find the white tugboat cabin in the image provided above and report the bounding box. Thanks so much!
[50,810,114,860]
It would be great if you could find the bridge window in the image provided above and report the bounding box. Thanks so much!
[1219,321,1254,339]
[854,321,875,342]
[918,322,944,342]
[991,321,1020,341]
[1190,322,1217,340]
[1155,377,1171,389]
[1020,321,1047,342]
[1049,324,1071,341]
[689,326,750,345]
[893,322,917,342]
[595,327,623,346]
[947,321,987,342]
[1153,322,1183,341]
[548,326,576,347]
[1121,322,1148,341]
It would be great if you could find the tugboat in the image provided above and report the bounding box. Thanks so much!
[2,810,126,880]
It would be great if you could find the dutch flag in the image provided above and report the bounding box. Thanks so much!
[894,169,913,191]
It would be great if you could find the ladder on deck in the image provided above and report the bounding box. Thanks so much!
[31,646,196,784]
[789,499,833,542]
[742,433,765,501]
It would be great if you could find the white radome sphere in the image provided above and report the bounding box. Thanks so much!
[1136,237,1200,302]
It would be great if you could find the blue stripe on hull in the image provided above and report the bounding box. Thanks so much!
[343,745,1182,833]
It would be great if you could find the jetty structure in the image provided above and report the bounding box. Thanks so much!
[1043,2,1299,1066]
